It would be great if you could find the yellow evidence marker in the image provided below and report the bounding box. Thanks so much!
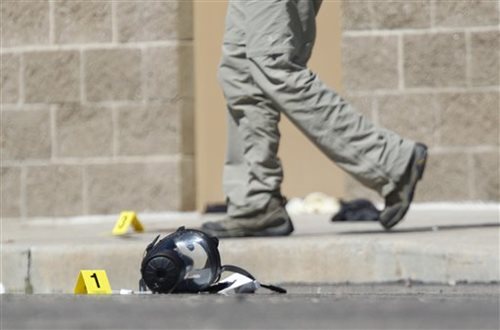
[74,270,112,294]
[112,211,144,236]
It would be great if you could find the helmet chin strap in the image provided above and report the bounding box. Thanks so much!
[212,264,287,294]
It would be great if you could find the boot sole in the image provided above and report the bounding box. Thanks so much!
[202,214,295,238]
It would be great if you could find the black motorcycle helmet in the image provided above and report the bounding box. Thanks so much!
[140,227,222,293]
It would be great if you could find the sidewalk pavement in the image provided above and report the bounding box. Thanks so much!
[1,205,499,293]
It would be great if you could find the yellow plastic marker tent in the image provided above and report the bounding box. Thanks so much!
[74,270,112,294]
[112,211,144,236]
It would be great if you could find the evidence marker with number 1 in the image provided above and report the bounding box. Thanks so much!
[74,270,112,294]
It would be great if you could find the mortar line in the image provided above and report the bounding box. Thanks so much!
[343,26,500,37]
[465,30,472,88]
[80,98,189,107]
[0,40,192,54]
[80,49,86,104]
[111,0,118,44]
[366,0,375,30]
[48,0,55,45]
[50,105,58,160]
[19,53,25,104]
[429,0,436,29]
[345,86,500,97]
[140,46,147,104]
[2,155,186,167]
[429,146,500,154]
[1,104,57,111]
[1,98,190,109]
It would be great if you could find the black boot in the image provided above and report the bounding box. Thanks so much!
[379,143,428,230]
[201,197,294,238]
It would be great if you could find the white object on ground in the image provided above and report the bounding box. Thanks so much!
[303,192,340,214]
[0,283,5,294]
[285,197,306,215]
[119,289,134,295]
[217,273,258,295]
[286,192,340,216]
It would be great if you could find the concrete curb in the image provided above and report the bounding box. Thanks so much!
[2,208,499,293]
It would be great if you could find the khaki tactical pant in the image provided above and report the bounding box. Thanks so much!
[219,0,415,217]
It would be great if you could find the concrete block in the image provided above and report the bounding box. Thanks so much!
[117,104,180,156]
[385,245,448,282]
[342,36,399,91]
[1,53,19,104]
[373,0,430,30]
[24,51,80,103]
[84,49,142,102]
[470,31,500,87]
[26,165,84,217]
[370,238,447,283]
[219,237,347,283]
[416,153,470,202]
[404,33,466,88]
[1,167,22,218]
[472,152,500,201]
[341,0,372,30]
[116,0,193,42]
[445,252,500,283]
[438,92,499,147]
[220,236,499,284]
[143,45,194,101]
[54,1,112,44]
[0,247,30,293]
[55,104,113,157]
[1,109,51,160]
[0,1,50,47]
[30,244,145,293]
[434,1,499,27]
[377,94,438,147]
[221,238,377,283]
[86,162,181,214]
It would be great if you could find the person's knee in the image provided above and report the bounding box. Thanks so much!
[217,60,242,104]
[248,54,309,98]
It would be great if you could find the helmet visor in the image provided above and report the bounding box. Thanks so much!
[172,231,218,291]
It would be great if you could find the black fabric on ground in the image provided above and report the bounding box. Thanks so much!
[331,199,380,222]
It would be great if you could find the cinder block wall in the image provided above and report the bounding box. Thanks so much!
[341,0,499,202]
[1,1,195,219]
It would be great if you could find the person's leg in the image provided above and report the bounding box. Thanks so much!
[244,0,426,228]
[247,54,415,197]
[219,43,284,217]
[217,1,284,217]
[202,1,293,237]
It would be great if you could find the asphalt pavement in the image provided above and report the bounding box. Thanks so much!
[2,284,499,330]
